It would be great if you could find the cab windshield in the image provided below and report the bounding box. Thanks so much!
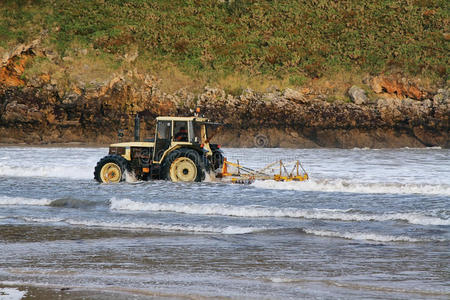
[191,121,204,143]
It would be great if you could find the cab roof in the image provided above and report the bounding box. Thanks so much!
[156,116,209,122]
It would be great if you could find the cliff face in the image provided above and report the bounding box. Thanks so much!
[198,86,449,148]
[0,42,449,148]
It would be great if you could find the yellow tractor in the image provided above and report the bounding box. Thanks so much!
[94,115,224,183]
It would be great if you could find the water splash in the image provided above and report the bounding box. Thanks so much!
[252,179,450,196]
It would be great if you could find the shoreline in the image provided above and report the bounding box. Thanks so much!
[0,141,447,149]
[1,125,449,149]
[0,142,108,148]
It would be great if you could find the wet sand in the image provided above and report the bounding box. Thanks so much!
[0,284,188,300]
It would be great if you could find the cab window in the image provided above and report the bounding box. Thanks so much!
[193,122,203,143]
[173,121,188,142]
[157,121,171,140]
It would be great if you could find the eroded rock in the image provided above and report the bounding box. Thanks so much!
[348,86,368,105]
[370,76,426,100]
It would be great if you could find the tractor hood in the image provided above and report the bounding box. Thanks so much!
[109,142,155,148]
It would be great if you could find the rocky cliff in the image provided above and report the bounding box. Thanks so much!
[1,42,449,148]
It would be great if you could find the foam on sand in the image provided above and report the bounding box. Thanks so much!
[0,288,27,300]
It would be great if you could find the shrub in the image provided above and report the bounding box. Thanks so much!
[0,0,447,86]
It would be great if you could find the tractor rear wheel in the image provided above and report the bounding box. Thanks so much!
[162,149,206,182]
[94,155,129,183]
[211,150,224,171]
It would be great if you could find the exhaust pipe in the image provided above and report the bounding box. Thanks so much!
[134,114,140,142]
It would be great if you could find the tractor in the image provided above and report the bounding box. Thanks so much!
[94,115,224,183]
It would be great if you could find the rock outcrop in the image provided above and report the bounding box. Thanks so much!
[0,43,448,148]
[348,86,368,105]
[370,76,427,100]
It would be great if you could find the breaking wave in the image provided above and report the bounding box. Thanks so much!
[0,165,92,180]
[252,179,450,196]
[2,195,447,226]
[303,229,424,243]
[21,214,439,242]
[0,195,52,206]
[110,198,450,226]
[0,196,102,208]
[49,198,102,208]
[17,215,445,241]
[21,216,263,234]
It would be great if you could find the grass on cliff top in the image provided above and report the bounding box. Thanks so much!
[1,0,449,92]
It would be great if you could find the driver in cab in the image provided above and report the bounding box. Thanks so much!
[174,127,188,142]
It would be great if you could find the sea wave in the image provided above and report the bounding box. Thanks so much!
[265,277,450,296]
[21,216,262,234]
[303,229,423,243]
[2,195,447,226]
[0,195,52,206]
[49,198,101,208]
[252,179,450,196]
[0,165,92,180]
[110,198,450,226]
[17,215,446,241]
[0,196,102,208]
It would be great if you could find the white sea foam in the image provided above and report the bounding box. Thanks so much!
[382,213,450,226]
[252,179,450,196]
[0,165,92,180]
[0,195,52,206]
[22,216,65,223]
[64,219,262,234]
[304,229,423,243]
[204,171,216,183]
[110,198,450,226]
[268,277,307,283]
[0,288,27,300]
[221,226,261,234]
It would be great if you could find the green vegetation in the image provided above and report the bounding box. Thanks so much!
[1,0,448,90]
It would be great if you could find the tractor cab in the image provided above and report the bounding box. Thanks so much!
[153,116,212,163]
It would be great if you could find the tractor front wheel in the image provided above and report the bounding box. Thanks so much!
[94,155,129,183]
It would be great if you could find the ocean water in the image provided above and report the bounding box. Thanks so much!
[0,147,449,299]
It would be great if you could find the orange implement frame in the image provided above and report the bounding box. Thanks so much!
[219,158,308,183]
